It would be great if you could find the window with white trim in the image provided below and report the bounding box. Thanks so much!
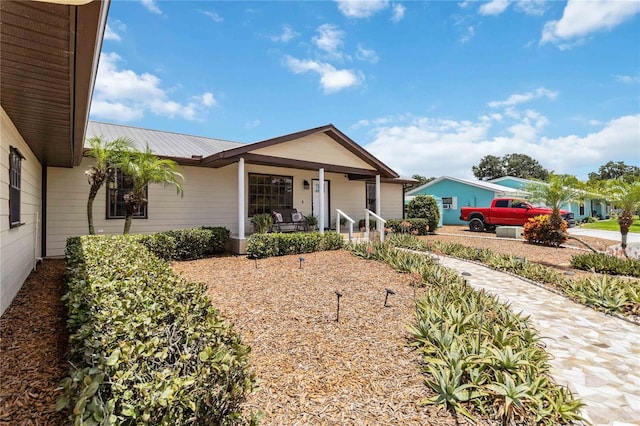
[9,146,24,228]
[441,196,457,210]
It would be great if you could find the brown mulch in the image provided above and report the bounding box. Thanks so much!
[0,259,68,426]
[173,251,494,426]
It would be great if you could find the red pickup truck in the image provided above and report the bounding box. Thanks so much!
[459,198,575,232]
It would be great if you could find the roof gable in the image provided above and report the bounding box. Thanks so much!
[406,176,521,195]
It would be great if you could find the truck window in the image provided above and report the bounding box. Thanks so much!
[494,199,509,208]
[512,201,527,209]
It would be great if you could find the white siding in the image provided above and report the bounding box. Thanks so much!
[47,158,238,256]
[46,159,406,256]
[250,134,375,170]
[1,107,42,315]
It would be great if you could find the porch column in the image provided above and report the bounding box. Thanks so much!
[319,168,325,234]
[238,157,245,239]
[375,174,381,233]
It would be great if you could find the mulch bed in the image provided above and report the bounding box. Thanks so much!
[173,251,494,425]
[0,259,68,426]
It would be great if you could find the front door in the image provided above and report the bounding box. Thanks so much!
[312,179,330,229]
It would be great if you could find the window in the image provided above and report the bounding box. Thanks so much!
[9,147,24,228]
[366,182,376,212]
[107,169,147,219]
[494,199,509,208]
[248,173,293,216]
[579,203,585,216]
[442,197,457,210]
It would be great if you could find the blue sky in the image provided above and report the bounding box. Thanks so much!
[91,0,640,180]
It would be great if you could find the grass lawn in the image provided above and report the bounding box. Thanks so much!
[580,216,640,233]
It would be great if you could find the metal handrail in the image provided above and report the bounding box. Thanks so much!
[336,209,355,242]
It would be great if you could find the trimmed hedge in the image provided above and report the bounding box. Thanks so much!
[571,252,640,278]
[246,231,343,258]
[59,235,255,425]
[137,227,230,260]
[386,218,431,236]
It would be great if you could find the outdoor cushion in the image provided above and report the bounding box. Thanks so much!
[291,212,303,222]
[273,211,284,223]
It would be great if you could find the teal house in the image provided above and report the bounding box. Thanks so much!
[490,176,610,221]
[405,176,521,225]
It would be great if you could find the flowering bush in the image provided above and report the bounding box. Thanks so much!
[523,214,568,246]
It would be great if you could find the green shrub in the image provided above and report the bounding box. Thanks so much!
[571,252,640,277]
[386,218,432,236]
[162,228,221,260]
[523,215,568,246]
[246,231,343,258]
[406,195,439,232]
[358,219,376,231]
[201,226,231,254]
[137,232,177,260]
[250,214,272,234]
[60,235,255,425]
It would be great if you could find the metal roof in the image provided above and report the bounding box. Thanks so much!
[86,121,245,159]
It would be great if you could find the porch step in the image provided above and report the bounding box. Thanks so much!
[339,231,381,243]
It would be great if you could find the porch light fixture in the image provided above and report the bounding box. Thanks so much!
[303,180,310,190]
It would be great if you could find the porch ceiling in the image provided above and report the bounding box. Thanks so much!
[0,0,107,167]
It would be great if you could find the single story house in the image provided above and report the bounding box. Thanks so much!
[1,0,409,315]
[405,176,522,225]
[48,121,410,257]
[489,176,610,221]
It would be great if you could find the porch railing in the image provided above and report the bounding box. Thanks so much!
[365,209,387,243]
[336,209,355,242]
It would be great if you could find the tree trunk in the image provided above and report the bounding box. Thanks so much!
[87,185,99,235]
[123,213,133,234]
[618,210,633,250]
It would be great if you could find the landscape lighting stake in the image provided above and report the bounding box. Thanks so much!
[299,257,305,269]
[254,258,258,269]
[384,288,396,307]
[335,291,342,322]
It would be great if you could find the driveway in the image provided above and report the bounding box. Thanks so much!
[568,227,640,243]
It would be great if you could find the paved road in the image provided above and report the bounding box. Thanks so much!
[431,255,640,426]
[568,227,640,243]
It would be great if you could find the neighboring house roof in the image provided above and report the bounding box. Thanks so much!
[86,121,401,180]
[406,176,522,196]
[489,176,538,187]
[0,0,109,167]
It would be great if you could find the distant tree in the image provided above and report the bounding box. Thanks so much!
[404,174,436,191]
[588,161,640,183]
[472,155,504,180]
[502,153,549,181]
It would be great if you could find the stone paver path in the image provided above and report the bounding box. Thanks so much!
[435,255,640,426]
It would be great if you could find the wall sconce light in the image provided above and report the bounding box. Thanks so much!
[303,180,310,190]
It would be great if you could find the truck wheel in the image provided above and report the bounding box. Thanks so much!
[469,218,485,232]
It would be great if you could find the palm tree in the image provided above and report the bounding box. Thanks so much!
[525,173,583,230]
[119,146,184,234]
[601,178,640,254]
[84,136,134,234]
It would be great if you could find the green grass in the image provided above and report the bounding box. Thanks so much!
[580,216,640,233]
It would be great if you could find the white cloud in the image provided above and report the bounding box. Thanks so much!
[91,52,215,122]
[362,113,640,180]
[391,4,406,22]
[614,74,639,84]
[335,0,389,18]
[313,24,345,59]
[514,0,547,16]
[488,87,558,108]
[270,25,299,43]
[284,56,362,93]
[356,45,379,63]
[479,0,511,16]
[140,0,161,15]
[104,20,126,41]
[202,10,223,22]
[541,0,640,46]
[460,25,475,44]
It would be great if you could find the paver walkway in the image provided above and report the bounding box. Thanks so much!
[435,255,640,426]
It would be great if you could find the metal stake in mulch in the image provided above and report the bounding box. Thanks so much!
[384,288,395,307]
[299,257,305,269]
[253,257,258,269]
[335,291,343,322]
